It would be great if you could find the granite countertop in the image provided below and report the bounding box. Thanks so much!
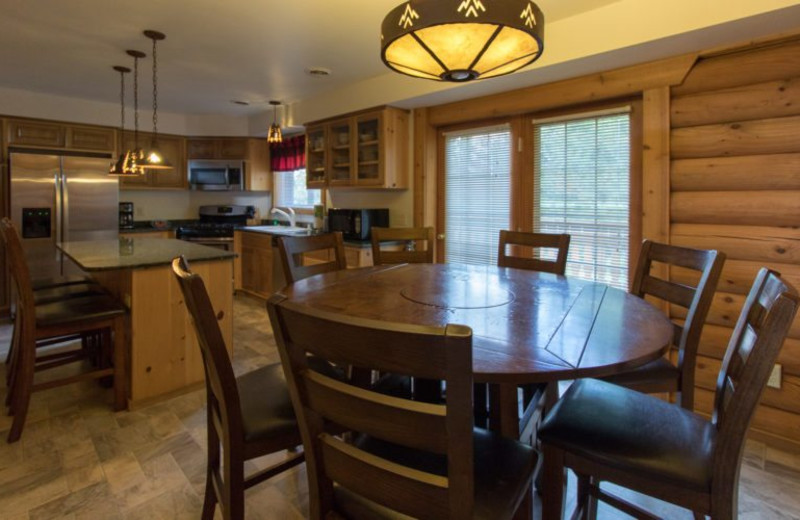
[58,237,236,272]
[237,226,374,248]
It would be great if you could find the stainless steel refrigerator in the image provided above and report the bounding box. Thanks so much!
[10,152,119,279]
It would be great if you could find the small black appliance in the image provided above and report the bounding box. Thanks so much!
[327,208,389,241]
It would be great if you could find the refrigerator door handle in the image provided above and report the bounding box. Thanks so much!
[55,167,64,244]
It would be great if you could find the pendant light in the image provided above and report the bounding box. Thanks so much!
[142,30,172,170]
[125,49,147,176]
[381,0,545,82]
[109,65,135,175]
[267,100,283,143]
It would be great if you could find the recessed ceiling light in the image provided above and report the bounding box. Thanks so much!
[230,100,250,106]
[305,67,332,77]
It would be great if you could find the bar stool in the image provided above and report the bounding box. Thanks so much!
[1,218,127,442]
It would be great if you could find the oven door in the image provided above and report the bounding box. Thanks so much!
[179,237,233,251]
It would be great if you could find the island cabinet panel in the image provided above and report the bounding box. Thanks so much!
[93,259,233,406]
[237,231,275,299]
[668,38,800,451]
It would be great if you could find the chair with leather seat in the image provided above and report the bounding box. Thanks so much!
[490,230,571,439]
[268,293,538,520]
[539,268,799,520]
[497,230,570,274]
[172,256,306,520]
[601,239,725,410]
[2,218,127,443]
[371,226,434,265]
[277,231,347,285]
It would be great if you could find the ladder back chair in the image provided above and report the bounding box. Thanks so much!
[371,226,435,265]
[172,256,307,520]
[277,232,347,285]
[539,268,798,520]
[1,217,126,443]
[601,239,725,409]
[497,231,570,274]
[268,294,538,520]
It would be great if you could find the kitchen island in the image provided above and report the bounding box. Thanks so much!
[58,237,235,407]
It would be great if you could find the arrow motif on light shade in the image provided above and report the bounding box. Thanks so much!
[520,2,537,27]
[458,0,485,18]
[399,3,419,28]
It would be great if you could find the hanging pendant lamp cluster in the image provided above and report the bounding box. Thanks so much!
[109,30,171,176]
[381,0,545,82]
[267,100,283,144]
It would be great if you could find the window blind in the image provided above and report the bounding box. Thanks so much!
[274,169,320,209]
[533,112,630,289]
[444,125,511,265]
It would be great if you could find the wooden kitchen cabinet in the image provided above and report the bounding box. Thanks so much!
[344,246,374,267]
[305,106,408,189]
[187,137,271,191]
[68,126,116,151]
[5,119,116,153]
[236,231,275,299]
[119,131,186,190]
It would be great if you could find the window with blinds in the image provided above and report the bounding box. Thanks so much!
[274,169,321,209]
[444,125,511,265]
[533,111,630,289]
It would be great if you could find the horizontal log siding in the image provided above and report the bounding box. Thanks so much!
[671,39,800,451]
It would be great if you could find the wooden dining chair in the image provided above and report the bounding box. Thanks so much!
[371,226,435,265]
[2,217,127,443]
[497,230,570,274]
[172,256,307,519]
[601,239,725,409]
[539,268,798,520]
[276,232,347,284]
[491,231,570,439]
[268,293,538,520]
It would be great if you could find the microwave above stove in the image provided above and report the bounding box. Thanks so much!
[328,208,389,241]
[188,160,245,191]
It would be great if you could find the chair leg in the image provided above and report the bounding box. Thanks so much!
[576,474,598,520]
[541,444,567,520]
[203,412,221,520]
[7,335,35,443]
[224,451,245,520]
[201,465,218,520]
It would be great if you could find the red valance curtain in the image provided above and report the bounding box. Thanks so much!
[270,135,306,172]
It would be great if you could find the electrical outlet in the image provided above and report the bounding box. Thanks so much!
[767,364,782,389]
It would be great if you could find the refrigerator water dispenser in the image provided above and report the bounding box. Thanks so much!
[21,208,51,239]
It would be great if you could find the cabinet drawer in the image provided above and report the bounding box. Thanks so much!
[69,127,115,151]
[8,121,66,147]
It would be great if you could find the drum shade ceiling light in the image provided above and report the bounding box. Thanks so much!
[142,30,172,170]
[381,0,544,82]
[267,101,283,144]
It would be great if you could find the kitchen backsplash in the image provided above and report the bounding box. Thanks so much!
[123,190,272,220]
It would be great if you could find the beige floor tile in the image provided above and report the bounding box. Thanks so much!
[121,481,201,520]
[101,452,147,495]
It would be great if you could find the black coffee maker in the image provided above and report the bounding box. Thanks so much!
[119,202,134,229]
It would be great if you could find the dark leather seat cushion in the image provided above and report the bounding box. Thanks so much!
[238,357,345,444]
[32,274,94,291]
[33,283,105,306]
[599,357,680,390]
[539,378,715,491]
[334,428,537,519]
[35,294,126,328]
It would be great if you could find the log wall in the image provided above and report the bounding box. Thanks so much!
[669,39,800,450]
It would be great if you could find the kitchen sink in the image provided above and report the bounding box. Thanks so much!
[243,225,309,235]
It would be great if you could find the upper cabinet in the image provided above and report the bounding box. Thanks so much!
[305,106,408,190]
[119,131,186,190]
[186,137,271,191]
[6,119,115,152]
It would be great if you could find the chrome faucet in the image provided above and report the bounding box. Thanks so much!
[271,207,296,227]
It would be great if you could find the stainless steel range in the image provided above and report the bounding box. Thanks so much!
[175,205,255,251]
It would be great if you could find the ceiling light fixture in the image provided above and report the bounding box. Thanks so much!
[267,100,283,144]
[142,30,172,170]
[124,49,147,175]
[381,0,545,82]
[109,65,137,176]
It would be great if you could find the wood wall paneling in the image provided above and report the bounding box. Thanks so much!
[670,37,800,451]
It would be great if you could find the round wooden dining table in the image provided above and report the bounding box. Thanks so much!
[281,262,674,438]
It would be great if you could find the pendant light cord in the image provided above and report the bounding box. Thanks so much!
[151,37,159,141]
[119,69,125,132]
[133,55,139,149]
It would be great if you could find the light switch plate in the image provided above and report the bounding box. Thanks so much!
[767,364,782,389]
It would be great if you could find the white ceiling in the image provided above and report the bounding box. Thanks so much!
[0,0,622,116]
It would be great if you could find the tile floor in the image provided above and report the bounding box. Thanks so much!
[0,293,798,519]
